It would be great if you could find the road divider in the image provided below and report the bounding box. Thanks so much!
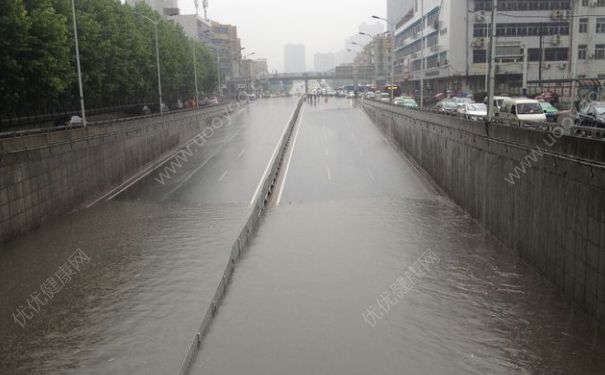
[177,95,305,375]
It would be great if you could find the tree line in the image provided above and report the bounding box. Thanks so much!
[0,0,218,117]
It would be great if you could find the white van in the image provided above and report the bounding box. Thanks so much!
[498,98,546,125]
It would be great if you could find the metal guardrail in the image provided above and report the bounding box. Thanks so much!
[0,103,230,140]
[176,96,305,375]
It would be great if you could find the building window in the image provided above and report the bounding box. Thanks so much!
[544,47,568,61]
[582,0,605,5]
[476,0,571,11]
[411,59,422,71]
[597,18,605,33]
[426,55,440,69]
[481,22,570,38]
[528,48,568,62]
[579,18,588,33]
[473,50,487,63]
[578,45,587,60]
[596,45,605,60]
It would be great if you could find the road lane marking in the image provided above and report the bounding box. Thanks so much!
[325,148,329,157]
[275,106,305,206]
[249,104,300,207]
[327,167,332,181]
[237,149,245,159]
[161,145,226,201]
[218,170,229,182]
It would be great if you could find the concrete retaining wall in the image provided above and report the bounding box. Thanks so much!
[362,100,605,321]
[0,105,235,245]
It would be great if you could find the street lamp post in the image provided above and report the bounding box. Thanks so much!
[487,0,498,121]
[359,32,378,92]
[352,42,367,91]
[70,0,86,126]
[134,12,163,115]
[372,16,396,104]
[192,39,199,107]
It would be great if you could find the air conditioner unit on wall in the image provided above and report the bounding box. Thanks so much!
[475,12,486,22]
[472,38,485,48]
[590,0,598,7]
[544,63,551,69]
[559,62,567,70]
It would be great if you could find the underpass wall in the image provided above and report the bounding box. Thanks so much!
[362,100,605,321]
[0,105,234,245]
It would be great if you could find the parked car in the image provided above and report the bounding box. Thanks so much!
[453,97,474,109]
[346,91,356,99]
[379,93,391,102]
[395,96,418,109]
[498,98,546,125]
[459,103,488,121]
[575,102,605,128]
[436,99,459,114]
[484,96,510,113]
[539,101,559,123]
[364,92,377,100]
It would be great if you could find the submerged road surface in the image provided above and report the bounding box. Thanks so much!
[190,98,605,375]
[0,97,299,375]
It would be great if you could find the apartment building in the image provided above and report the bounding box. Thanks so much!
[387,0,605,101]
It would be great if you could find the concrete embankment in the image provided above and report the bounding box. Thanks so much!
[362,100,605,321]
[0,105,236,245]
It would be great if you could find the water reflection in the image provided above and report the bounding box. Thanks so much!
[192,196,605,375]
[0,200,247,375]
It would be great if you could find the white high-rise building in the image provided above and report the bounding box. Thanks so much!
[284,44,306,73]
[387,0,605,106]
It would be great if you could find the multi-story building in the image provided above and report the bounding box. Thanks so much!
[170,14,212,45]
[125,0,180,16]
[387,0,605,104]
[284,44,306,73]
[210,21,242,83]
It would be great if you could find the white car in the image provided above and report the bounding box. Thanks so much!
[347,91,355,99]
[460,103,487,120]
[498,98,547,125]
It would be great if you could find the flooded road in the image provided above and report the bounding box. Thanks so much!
[0,98,298,374]
[189,99,605,375]
[1,97,604,375]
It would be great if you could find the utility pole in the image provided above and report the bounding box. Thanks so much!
[419,0,424,108]
[522,44,529,97]
[71,0,86,126]
[487,0,498,121]
[538,23,544,87]
[192,39,199,106]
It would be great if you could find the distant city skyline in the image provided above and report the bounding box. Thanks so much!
[172,0,386,71]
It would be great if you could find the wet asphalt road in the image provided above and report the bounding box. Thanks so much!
[1,97,605,375]
[189,98,605,375]
[0,97,299,375]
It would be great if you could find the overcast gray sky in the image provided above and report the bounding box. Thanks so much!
[178,0,386,70]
